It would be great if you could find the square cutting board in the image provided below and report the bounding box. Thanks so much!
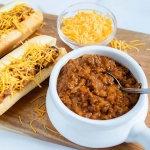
[0,12,150,150]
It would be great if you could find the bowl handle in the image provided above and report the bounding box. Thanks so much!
[126,121,150,149]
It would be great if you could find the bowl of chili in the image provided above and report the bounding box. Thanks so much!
[46,46,150,149]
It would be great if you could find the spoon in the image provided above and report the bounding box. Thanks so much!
[106,72,150,94]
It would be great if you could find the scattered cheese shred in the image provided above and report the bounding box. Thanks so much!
[27,114,32,119]
[38,102,46,109]
[133,43,145,46]
[48,31,54,34]
[51,25,55,29]
[35,32,42,36]
[19,116,24,127]
[29,94,46,103]
[30,119,37,133]
[44,124,61,136]
[40,22,46,29]
[61,10,113,44]
[29,94,47,118]
[21,94,62,137]
[34,102,46,118]
[130,40,139,43]
[110,38,140,53]
[146,48,150,51]
[0,4,34,37]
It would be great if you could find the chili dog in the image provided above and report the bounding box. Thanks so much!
[0,35,67,115]
[0,0,43,58]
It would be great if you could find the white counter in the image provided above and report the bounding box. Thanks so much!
[0,0,150,150]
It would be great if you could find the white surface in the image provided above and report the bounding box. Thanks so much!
[0,0,150,150]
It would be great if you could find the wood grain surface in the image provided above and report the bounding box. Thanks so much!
[0,11,150,150]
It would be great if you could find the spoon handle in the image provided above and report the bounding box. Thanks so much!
[122,88,150,94]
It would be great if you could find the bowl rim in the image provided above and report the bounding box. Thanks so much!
[49,46,148,126]
[57,2,117,47]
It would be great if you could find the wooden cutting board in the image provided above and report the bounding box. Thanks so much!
[0,11,150,150]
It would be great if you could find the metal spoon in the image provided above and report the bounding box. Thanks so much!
[106,72,150,94]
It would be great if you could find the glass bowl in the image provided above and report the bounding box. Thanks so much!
[57,2,117,49]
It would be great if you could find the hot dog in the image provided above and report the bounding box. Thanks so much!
[0,0,43,58]
[0,35,67,115]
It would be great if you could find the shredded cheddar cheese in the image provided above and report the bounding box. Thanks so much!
[130,40,139,43]
[30,119,37,133]
[19,115,24,127]
[29,94,46,103]
[27,114,32,119]
[19,94,62,137]
[110,38,140,53]
[35,32,42,36]
[0,4,34,37]
[34,101,46,118]
[44,124,61,136]
[0,42,59,101]
[51,25,55,30]
[48,31,54,34]
[40,22,46,29]
[29,94,47,118]
[61,11,113,44]
[133,43,145,46]
[146,48,150,51]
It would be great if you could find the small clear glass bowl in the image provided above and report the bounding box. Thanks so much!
[57,2,117,49]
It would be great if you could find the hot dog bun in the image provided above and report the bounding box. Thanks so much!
[0,35,67,115]
[0,0,43,58]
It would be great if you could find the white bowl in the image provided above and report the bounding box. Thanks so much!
[46,46,150,149]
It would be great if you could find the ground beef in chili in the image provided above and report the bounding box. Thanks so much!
[57,54,141,120]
